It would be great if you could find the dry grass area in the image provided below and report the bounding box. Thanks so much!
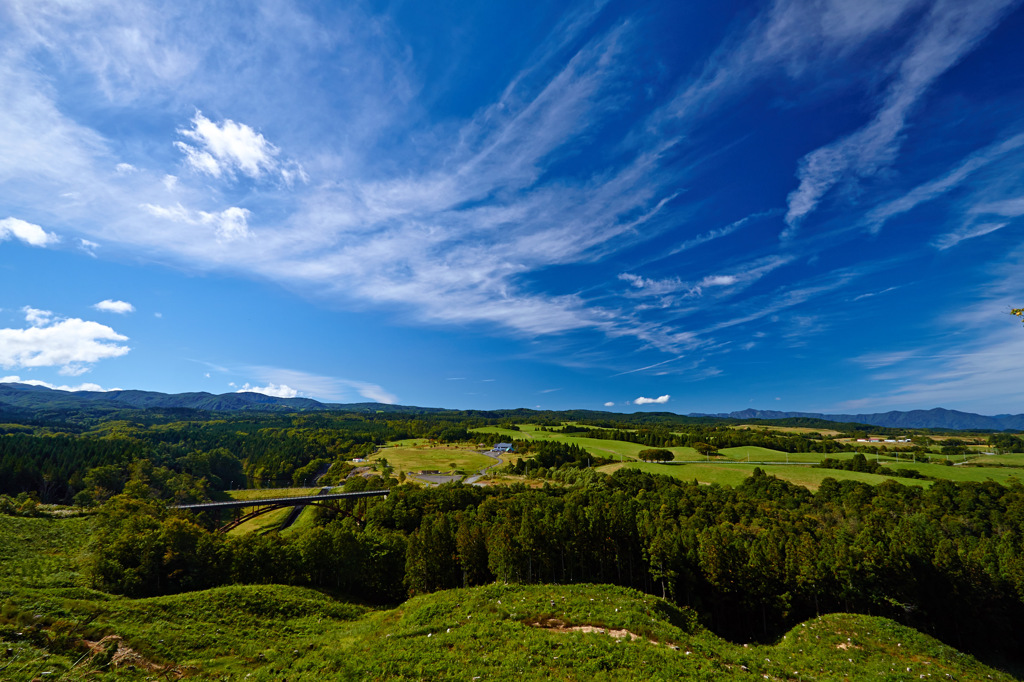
[733,424,843,436]
[372,445,497,474]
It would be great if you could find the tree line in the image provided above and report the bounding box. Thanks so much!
[81,468,1024,667]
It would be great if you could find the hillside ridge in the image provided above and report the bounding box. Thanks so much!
[2,382,1022,429]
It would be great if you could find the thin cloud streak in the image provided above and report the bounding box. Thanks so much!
[784,0,1017,235]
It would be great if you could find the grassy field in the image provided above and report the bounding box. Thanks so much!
[226,487,319,501]
[468,425,1024,490]
[281,505,319,536]
[372,445,497,474]
[471,426,697,461]
[0,514,90,589]
[601,461,931,491]
[226,506,296,536]
[733,424,844,436]
[972,453,1024,466]
[884,461,1024,484]
[0,579,1013,681]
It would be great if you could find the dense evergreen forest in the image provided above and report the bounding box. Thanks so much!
[4,406,1024,671]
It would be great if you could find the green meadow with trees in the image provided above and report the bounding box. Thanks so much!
[3,404,1024,678]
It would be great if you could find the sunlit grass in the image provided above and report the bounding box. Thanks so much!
[372,445,497,474]
[610,461,931,491]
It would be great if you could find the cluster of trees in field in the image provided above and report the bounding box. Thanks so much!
[549,424,877,455]
[815,453,931,479]
[990,433,1024,453]
[503,441,612,475]
[80,468,1024,664]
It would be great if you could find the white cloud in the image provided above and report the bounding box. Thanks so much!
[176,110,307,185]
[0,217,58,247]
[236,382,300,399]
[115,162,137,174]
[634,394,670,405]
[701,275,738,287]
[0,376,118,392]
[93,299,136,314]
[603,401,615,407]
[0,308,130,373]
[23,306,53,327]
[784,0,1017,235]
[142,202,251,241]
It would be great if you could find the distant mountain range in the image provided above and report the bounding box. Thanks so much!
[1,382,1021,430]
[0,382,430,415]
[689,408,1024,431]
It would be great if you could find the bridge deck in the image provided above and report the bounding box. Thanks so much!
[174,489,389,511]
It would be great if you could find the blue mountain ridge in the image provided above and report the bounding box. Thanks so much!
[1,382,1021,430]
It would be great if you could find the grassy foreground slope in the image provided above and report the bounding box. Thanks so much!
[0,582,1014,681]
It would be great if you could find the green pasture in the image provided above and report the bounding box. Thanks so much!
[0,514,89,589]
[471,426,697,462]
[733,424,844,436]
[715,447,900,463]
[385,437,433,447]
[975,453,1024,466]
[885,461,1024,485]
[603,461,930,491]
[372,446,497,473]
[472,425,534,439]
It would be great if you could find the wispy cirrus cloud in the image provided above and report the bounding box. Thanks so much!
[243,366,397,404]
[933,221,1008,250]
[838,244,1024,412]
[663,0,927,126]
[142,203,251,242]
[784,0,1018,235]
[619,256,792,302]
[863,132,1024,233]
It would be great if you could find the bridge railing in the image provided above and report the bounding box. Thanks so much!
[173,489,389,511]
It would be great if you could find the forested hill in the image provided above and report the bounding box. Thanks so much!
[0,383,438,415]
[3,382,1023,430]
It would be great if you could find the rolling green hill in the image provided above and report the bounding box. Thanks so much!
[0,582,1015,680]
[1,513,1020,680]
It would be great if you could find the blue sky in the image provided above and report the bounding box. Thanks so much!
[1,0,1023,415]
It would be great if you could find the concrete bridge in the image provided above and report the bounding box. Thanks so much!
[175,489,389,532]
